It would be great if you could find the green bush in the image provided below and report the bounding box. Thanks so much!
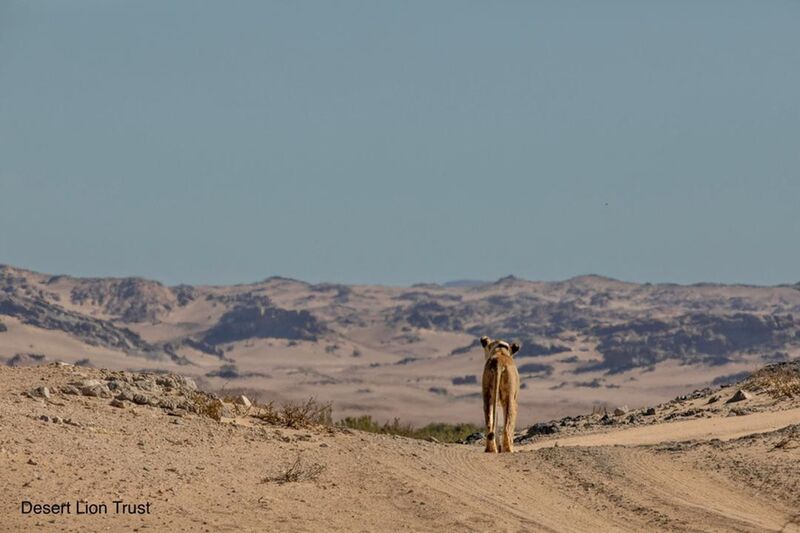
[338,415,480,443]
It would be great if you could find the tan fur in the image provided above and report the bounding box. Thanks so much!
[480,336,520,453]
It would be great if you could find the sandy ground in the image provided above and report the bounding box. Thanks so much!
[524,407,800,449]
[2,364,799,532]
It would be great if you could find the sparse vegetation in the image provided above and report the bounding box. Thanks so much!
[338,415,481,443]
[744,362,800,399]
[262,454,326,484]
[253,397,333,428]
[190,392,225,421]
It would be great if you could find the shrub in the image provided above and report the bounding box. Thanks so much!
[190,392,224,421]
[262,454,326,484]
[337,415,481,443]
[254,398,332,428]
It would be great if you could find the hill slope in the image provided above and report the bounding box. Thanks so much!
[2,264,800,424]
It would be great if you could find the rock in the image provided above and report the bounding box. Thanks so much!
[31,386,51,399]
[155,376,176,388]
[81,384,112,398]
[613,406,629,416]
[644,407,656,416]
[110,399,126,408]
[52,416,63,424]
[158,398,178,410]
[180,376,197,391]
[60,385,80,395]
[218,401,235,419]
[462,432,485,445]
[115,389,135,402]
[600,414,614,425]
[132,393,150,405]
[235,395,252,408]
[39,415,50,422]
[146,396,161,407]
[133,378,158,392]
[526,423,560,436]
[75,380,112,398]
[427,436,440,443]
[707,395,720,404]
[106,380,132,393]
[726,389,751,403]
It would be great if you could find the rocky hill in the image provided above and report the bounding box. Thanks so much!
[1,263,799,424]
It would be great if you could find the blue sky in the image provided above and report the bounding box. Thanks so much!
[1,1,798,286]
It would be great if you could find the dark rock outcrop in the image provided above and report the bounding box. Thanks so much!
[203,304,327,345]
[6,353,47,367]
[69,277,178,322]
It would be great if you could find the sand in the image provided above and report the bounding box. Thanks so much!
[2,364,799,532]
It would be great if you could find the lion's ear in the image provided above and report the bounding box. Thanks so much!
[510,342,521,355]
[480,336,491,348]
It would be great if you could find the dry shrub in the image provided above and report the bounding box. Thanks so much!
[254,398,332,428]
[262,454,326,484]
[337,415,481,443]
[191,392,224,421]
[744,362,800,400]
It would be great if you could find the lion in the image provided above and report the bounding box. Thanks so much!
[480,336,520,453]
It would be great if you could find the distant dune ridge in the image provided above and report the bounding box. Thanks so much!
[1,263,800,424]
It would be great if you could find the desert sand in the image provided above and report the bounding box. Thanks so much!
[2,363,799,532]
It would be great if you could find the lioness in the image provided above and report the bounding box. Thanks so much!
[480,336,520,453]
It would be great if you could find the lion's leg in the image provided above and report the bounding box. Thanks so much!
[483,374,498,453]
[502,397,517,453]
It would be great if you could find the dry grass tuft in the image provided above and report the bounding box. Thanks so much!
[253,398,332,428]
[744,362,800,400]
[262,454,326,484]
[190,392,225,421]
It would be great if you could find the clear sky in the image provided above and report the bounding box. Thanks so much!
[1,1,798,286]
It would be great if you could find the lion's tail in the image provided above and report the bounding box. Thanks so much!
[487,363,504,443]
